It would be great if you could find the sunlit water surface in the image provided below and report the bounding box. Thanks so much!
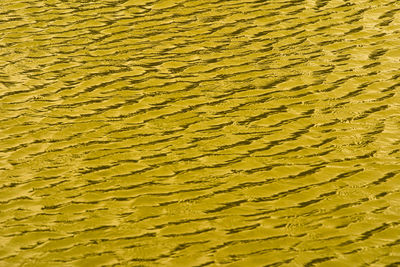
[1,0,400,266]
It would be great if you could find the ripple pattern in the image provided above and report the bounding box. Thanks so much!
[1,0,400,266]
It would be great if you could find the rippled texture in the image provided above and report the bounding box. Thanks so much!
[1,0,400,266]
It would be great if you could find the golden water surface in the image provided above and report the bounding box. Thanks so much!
[1,0,400,266]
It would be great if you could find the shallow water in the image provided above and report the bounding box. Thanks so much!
[1,0,400,266]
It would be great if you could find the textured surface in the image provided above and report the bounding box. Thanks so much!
[1,0,400,266]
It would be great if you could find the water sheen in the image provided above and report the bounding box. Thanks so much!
[1,0,400,266]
